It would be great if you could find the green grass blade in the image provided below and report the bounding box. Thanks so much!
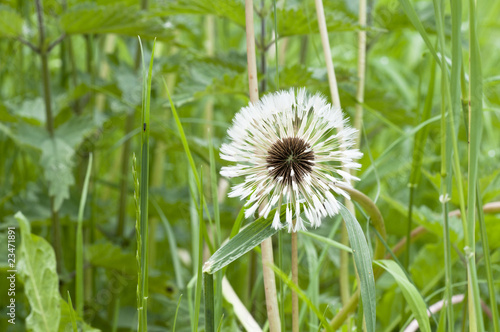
[398,0,440,63]
[152,199,184,289]
[204,273,215,332]
[203,207,284,274]
[270,264,333,332]
[173,294,182,332]
[194,168,204,332]
[338,203,376,332]
[137,36,155,332]
[476,186,498,332]
[467,0,485,329]
[299,231,352,253]
[67,291,78,332]
[163,78,200,187]
[375,260,431,332]
[76,153,92,317]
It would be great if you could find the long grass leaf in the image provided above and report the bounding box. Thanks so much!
[338,203,376,332]
[376,260,431,332]
[76,153,92,317]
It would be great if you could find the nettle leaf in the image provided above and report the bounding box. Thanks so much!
[0,6,24,38]
[275,8,360,37]
[16,212,61,332]
[40,138,75,211]
[16,98,46,124]
[54,115,95,147]
[86,242,137,275]
[157,0,246,27]
[60,3,172,40]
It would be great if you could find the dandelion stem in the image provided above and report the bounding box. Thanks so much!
[291,229,299,332]
[245,0,281,330]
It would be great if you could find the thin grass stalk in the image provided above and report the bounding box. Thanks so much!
[476,187,499,332]
[314,0,357,306]
[466,0,485,329]
[245,0,281,330]
[208,133,223,328]
[194,169,204,332]
[76,153,93,317]
[354,0,367,148]
[136,37,155,332]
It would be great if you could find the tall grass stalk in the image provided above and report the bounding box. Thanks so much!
[135,37,155,332]
[244,0,281,330]
[76,153,93,317]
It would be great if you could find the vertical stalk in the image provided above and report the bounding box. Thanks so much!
[245,1,281,331]
[466,0,485,329]
[35,0,63,275]
[291,229,299,332]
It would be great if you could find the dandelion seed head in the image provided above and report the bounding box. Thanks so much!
[220,88,362,232]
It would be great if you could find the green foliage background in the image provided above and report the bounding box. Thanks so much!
[0,0,499,331]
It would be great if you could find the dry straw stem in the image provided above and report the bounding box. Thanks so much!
[314,0,358,305]
[244,0,281,331]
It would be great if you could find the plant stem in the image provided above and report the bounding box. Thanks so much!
[35,0,63,275]
[245,0,281,331]
[291,229,299,332]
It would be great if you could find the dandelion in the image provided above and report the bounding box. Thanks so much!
[220,88,362,232]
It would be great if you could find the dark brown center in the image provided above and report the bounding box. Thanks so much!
[266,137,314,185]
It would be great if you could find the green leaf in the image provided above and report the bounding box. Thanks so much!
[157,0,246,27]
[16,212,61,332]
[375,260,431,332]
[338,203,376,332]
[54,115,95,147]
[202,207,284,274]
[60,3,172,40]
[86,242,136,275]
[0,7,24,38]
[40,138,75,211]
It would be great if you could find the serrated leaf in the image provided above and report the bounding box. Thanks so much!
[157,0,246,27]
[86,242,137,275]
[376,260,431,332]
[60,3,172,40]
[54,115,95,147]
[16,212,61,332]
[202,207,284,274]
[275,8,360,37]
[0,7,24,38]
[40,138,75,211]
[338,203,376,332]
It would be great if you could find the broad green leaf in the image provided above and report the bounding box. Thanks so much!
[60,3,172,40]
[16,98,46,124]
[157,0,246,27]
[202,208,284,274]
[0,7,24,38]
[338,203,376,332]
[40,138,75,211]
[375,260,431,332]
[86,242,136,275]
[54,115,95,147]
[16,212,61,332]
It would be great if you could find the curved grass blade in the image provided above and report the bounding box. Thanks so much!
[203,207,285,274]
[375,260,431,332]
[338,203,376,332]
